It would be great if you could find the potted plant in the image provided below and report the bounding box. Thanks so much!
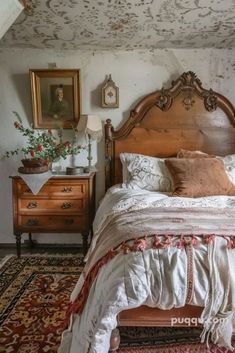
[3,112,81,173]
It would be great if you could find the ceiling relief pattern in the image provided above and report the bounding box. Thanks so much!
[0,0,235,49]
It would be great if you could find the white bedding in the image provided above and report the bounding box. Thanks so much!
[58,185,235,353]
[90,185,235,255]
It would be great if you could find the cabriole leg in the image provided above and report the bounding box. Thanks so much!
[28,232,34,247]
[109,328,120,353]
[15,233,22,258]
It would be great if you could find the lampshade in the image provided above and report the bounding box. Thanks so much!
[77,115,102,142]
[0,0,24,40]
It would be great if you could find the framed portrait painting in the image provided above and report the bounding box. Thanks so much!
[30,69,81,129]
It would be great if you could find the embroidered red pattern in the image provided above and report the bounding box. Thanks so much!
[66,234,235,322]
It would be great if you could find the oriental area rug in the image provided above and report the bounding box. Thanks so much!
[0,255,233,353]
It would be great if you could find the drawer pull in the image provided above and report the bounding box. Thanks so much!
[62,202,72,209]
[62,187,72,193]
[26,218,39,226]
[27,202,38,209]
[64,218,74,225]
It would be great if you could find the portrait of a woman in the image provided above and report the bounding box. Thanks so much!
[49,85,71,119]
[30,69,80,128]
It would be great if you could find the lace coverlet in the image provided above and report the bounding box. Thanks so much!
[58,186,235,353]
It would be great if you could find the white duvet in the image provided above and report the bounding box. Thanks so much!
[58,185,235,353]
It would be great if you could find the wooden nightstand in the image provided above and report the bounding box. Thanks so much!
[11,173,96,257]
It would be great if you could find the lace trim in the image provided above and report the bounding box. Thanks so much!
[66,234,235,323]
[86,128,102,141]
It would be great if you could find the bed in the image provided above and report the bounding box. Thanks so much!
[59,72,235,353]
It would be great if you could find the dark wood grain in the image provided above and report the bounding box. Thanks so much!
[118,305,203,327]
[105,71,235,189]
[11,174,96,256]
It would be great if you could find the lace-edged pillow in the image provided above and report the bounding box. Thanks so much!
[222,154,235,184]
[120,153,173,192]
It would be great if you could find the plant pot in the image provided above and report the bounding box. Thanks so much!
[19,158,49,174]
[21,158,48,168]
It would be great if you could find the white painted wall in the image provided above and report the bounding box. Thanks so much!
[0,48,234,245]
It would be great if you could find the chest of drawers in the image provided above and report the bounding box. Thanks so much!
[11,174,96,257]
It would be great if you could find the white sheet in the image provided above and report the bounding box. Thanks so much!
[58,185,235,353]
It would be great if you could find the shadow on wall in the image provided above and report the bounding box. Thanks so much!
[121,94,145,130]
[90,80,104,108]
[96,132,105,205]
[0,158,18,240]
[87,80,107,204]
[11,73,33,125]
[120,70,186,129]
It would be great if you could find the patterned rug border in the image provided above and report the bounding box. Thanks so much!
[119,343,213,352]
[0,253,83,265]
[0,254,14,269]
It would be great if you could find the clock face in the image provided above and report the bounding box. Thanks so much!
[105,86,117,105]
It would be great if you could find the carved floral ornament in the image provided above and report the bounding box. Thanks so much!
[155,72,218,112]
[155,88,171,111]
[203,89,218,112]
[179,71,201,87]
[182,90,195,111]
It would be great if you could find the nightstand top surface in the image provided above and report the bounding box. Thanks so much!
[10,172,96,180]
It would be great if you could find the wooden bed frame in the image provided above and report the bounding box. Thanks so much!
[104,71,235,352]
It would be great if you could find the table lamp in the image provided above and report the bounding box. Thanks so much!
[76,115,102,172]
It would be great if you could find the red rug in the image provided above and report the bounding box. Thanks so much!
[0,255,233,353]
[0,255,81,353]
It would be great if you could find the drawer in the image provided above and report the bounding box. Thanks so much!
[17,215,87,232]
[18,198,87,214]
[17,180,88,198]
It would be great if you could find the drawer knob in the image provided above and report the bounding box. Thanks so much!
[62,202,72,209]
[27,201,38,209]
[26,218,39,226]
[65,218,74,225]
[62,187,72,193]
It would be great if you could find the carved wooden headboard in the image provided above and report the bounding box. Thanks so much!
[104,71,235,190]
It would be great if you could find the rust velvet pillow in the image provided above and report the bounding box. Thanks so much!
[165,158,235,197]
[177,149,214,158]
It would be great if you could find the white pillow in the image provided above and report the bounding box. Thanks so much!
[221,154,235,184]
[120,152,173,192]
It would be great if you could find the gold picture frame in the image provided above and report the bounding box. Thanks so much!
[30,69,81,129]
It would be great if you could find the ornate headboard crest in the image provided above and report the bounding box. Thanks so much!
[155,71,217,112]
[104,71,235,190]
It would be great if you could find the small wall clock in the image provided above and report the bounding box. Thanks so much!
[101,74,119,108]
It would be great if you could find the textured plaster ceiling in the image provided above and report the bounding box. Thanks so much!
[1,0,235,50]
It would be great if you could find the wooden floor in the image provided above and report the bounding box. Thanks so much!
[0,244,82,259]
